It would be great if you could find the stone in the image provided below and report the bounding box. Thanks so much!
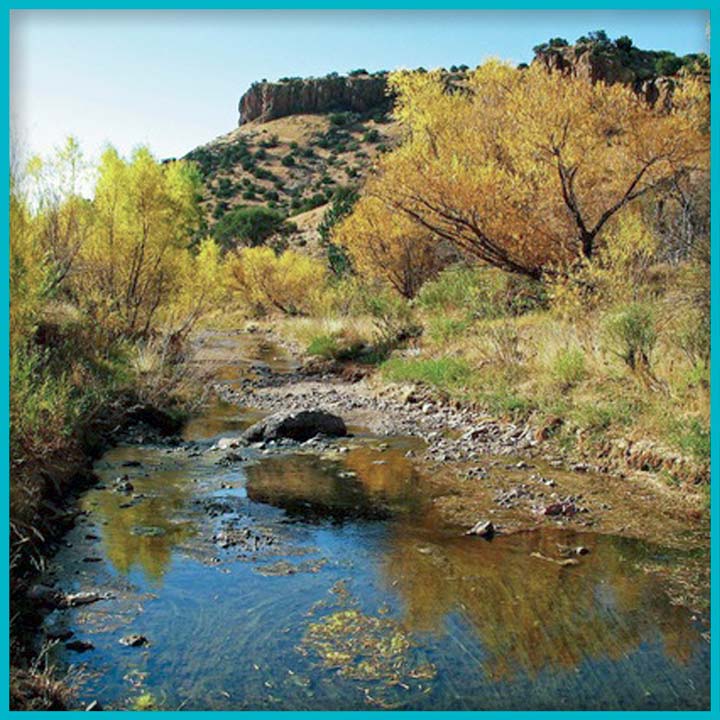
[242,410,347,443]
[238,74,391,124]
[119,634,149,647]
[465,520,495,539]
[66,640,94,652]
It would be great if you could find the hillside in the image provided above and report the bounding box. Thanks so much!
[183,32,708,253]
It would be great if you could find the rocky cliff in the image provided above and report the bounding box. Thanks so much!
[238,74,392,125]
[531,42,705,110]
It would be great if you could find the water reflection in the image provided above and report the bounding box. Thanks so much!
[86,451,198,584]
[245,446,426,522]
[382,524,701,681]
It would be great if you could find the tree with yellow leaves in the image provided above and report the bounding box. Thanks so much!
[227,247,327,316]
[333,195,446,298]
[366,61,708,278]
[74,146,202,339]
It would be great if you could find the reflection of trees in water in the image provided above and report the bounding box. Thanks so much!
[86,467,197,583]
[245,448,427,522]
[382,526,699,681]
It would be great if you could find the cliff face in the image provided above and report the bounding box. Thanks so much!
[533,46,677,109]
[238,75,391,125]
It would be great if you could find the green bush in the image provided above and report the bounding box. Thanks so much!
[417,264,546,320]
[551,346,587,390]
[212,206,286,249]
[603,302,657,371]
[426,316,472,344]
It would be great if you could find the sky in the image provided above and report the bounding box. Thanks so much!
[10,10,709,164]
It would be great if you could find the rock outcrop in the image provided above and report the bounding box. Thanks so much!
[242,409,347,442]
[533,45,681,110]
[238,74,391,125]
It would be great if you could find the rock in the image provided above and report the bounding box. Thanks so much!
[28,584,64,609]
[242,410,347,443]
[215,437,241,451]
[65,591,110,607]
[119,634,149,647]
[130,526,166,537]
[121,460,142,468]
[465,520,495,539]
[543,500,578,517]
[45,629,74,641]
[557,543,591,557]
[66,640,94,653]
[238,74,391,124]
[113,476,134,493]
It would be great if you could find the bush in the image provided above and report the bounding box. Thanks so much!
[668,417,710,461]
[227,247,327,316]
[360,287,421,348]
[550,346,587,390]
[417,264,546,319]
[212,206,285,249]
[603,302,657,372]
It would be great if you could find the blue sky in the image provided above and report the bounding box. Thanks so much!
[10,10,709,163]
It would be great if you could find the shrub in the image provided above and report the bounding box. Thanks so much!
[550,346,587,390]
[603,302,657,372]
[482,320,523,366]
[212,206,285,249]
[227,247,327,316]
[668,417,710,461]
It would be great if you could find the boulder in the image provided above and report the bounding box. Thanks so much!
[242,410,347,443]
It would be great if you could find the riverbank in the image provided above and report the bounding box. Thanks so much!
[208,324,709,555]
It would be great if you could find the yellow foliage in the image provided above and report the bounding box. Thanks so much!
[333,194,445,298]
[371,61,709,278]
[227,247,327,316]
[550,209,660,318]
[73,146,202,338]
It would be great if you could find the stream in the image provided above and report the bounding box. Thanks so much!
[41,333,710,710]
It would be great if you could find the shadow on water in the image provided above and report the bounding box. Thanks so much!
[42,332,709,711]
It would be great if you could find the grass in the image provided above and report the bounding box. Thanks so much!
[381,357,473,391]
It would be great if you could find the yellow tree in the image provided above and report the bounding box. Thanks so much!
[76,146,202,338]
[24,137,94,291]
[227,247,327,316]
[333,195,446,298]
[369,61,708,278]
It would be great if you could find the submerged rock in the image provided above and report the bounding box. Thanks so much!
[66,640,94,652]
[242,410,347,443]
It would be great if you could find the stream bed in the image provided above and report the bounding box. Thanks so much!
[41,334,710,710]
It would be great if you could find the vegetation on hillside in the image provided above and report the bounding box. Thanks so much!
[225,57,709,482]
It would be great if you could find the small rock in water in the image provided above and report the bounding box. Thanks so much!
[66,640,94,653]
[119,634,149,647]
[121,460,142,468]
[465,520,495,539]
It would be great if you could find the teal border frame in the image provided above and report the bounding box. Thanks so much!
[1,4,715,717]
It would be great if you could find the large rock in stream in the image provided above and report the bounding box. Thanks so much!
[242,410,347,443]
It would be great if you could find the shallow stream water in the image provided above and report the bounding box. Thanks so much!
[42,333,710,710]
